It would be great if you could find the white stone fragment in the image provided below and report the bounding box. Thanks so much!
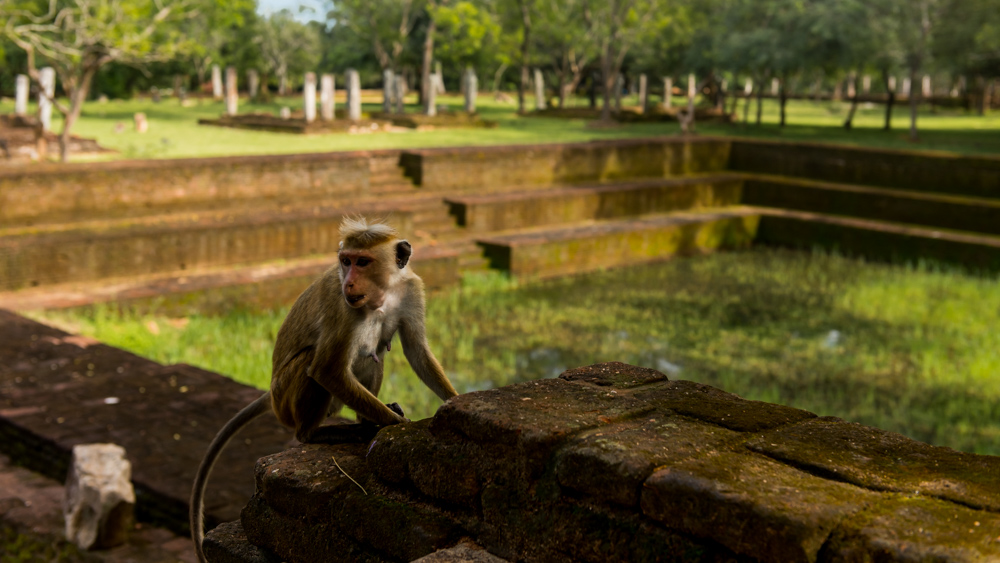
[64,443,135,550]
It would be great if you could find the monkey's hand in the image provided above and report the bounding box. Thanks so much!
[386,402,406,419]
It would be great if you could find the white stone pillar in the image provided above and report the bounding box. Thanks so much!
[862,74,871,95]
[688,73,697,102]
[211,65,222,99]
[15,74,29,115]
[394,74,406,114]
[383,69,394,113]
[424,71,437,116]
[320,74,335,121]
[888,76,897,93]
[464,68,478,113]
[638,74,648,113]
[902,77,911,96]
[922,74,932,97]
[225,66,238,116]
[39,67,55,132]
[303,72,317,123]
[434,61,445,94]
[346,69,361,121]
[663,77,672,109]
[744,77,753,96]
[847,72,856,98]
[247,70,260,100]
[534,68,545,110]
[771,77,779,95]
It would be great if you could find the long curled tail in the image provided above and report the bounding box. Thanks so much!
[190,392,272,563]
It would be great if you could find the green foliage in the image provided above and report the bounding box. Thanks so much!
[0,525,92,563]
[432,1,504,70]
[30,249,1000,455]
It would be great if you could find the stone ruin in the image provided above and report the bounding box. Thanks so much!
[0,114,108,164]
[206,362,1000,563]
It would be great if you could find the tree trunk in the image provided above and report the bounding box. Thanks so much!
[589,72,597,109]
[599,51,614,121]
[516,0,532,114]
[909,66,919,141]
[779,76,787,127]
[882,69,894,131]
[742,82,752,125]
[491,63,508,93]
[755,86,763,126]
[844,72,860,129]
[59,65,99,163]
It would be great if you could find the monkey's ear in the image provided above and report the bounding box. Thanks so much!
[395,240,412,269]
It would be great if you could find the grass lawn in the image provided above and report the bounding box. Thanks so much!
[30,248,1000,456]
[1,92,997,160]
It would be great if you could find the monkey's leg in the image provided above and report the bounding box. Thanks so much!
[293,377,335,443]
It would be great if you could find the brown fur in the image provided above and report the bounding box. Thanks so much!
[190,218,458,563]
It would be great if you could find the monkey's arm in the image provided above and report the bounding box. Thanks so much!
[309,333,406,426]
[400,310,459,401]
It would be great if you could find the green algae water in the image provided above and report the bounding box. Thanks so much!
[31,248,1000,455]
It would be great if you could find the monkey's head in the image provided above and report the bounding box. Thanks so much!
[337,218,412,310]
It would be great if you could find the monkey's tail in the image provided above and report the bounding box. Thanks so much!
[190,392,272,563]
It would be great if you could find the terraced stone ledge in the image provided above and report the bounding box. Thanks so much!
[210,362,1000,563]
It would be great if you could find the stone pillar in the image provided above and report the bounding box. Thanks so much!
[888,76,897,93]
[846,72,856,98]
[383,69,394,113]
[534,68,545,110]
[434,61,445,94]
[14,74,28,115]
[744,77,753,96]
[347,69,361,121]
[248,70,260,100]
[464,68,478,113]
[902,77,911,96]
[39,67,55,133]
[303,72,317,123]
[173,74,186,102]
[771,77,779,95]
[662,77,672,109]
[862,74,871,95]
[225,66,238,116]
[638,74,648,113]
[922,74,932,97]
[688,73,697,102]
[394,74,406,114]
[320,74,335,121]
[211,65,223,99]
[424,71,437,116]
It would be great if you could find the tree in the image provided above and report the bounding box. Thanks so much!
[533,0,598,107]
[893,0,941,140]
[257,10,321,96]
[2,0,198,162]
[589,0,662,121]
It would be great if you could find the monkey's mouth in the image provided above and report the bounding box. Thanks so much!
[346,294,366,306]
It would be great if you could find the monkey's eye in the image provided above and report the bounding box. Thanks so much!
[355,257,372,267]
[340,257,351,267]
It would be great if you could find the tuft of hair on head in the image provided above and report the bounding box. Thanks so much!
[339,216,398,249]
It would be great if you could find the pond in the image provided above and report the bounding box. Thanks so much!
[32,247,1000,455]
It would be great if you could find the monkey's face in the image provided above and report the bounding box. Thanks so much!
[339,249,389,309]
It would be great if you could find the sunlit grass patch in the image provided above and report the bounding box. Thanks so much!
[29,248,1000,455]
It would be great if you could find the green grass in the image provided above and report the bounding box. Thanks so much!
[30,248,1000,456]
[1,93,997,160]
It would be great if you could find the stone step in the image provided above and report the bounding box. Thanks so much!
[743,174,1000,237]
[445,174,744,233]
[0,246,460,313]
[0,197,457,293]
[754,207,1000,272]
[476,208,760,279]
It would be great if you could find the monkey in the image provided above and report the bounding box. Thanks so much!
[190,217,459,563]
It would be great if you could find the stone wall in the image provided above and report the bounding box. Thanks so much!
[0,151,385,227]
[729,139,1000,198]
[400,137,732,193]
[209,362,1000,563]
